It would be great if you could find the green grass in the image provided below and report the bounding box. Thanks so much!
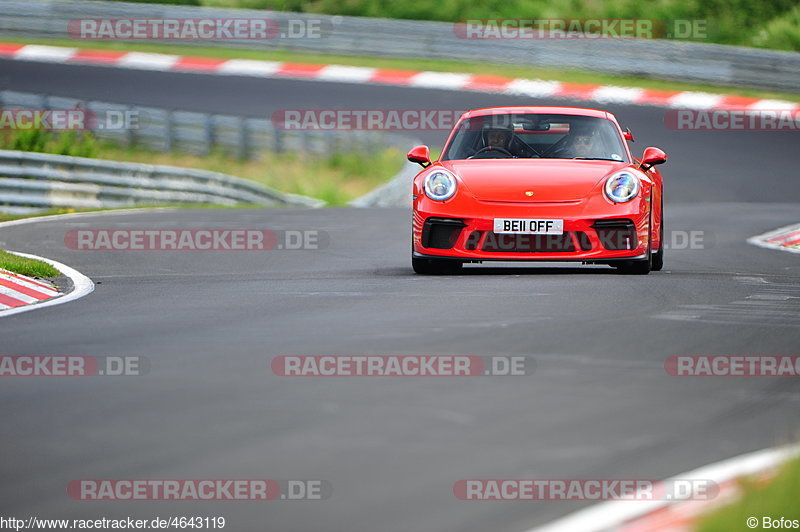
[87,144,404,206]
[695,454,800,531]
[0,249,60,278]
[0,129,404,206]
[94,0,800,52]
[4,37,800,103]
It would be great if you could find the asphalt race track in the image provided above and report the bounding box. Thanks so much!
[1,58,799,532]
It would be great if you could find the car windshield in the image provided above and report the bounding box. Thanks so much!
[442,113,628,162]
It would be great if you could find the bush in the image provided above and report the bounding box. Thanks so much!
[0,130,101,158]
[749,6,800,51]
[193,0,800,50]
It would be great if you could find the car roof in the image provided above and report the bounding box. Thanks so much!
[462,106,615,121]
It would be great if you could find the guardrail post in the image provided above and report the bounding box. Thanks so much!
[237,117,249,159]
[204,114,215,156]
[165,110,174,152]
[271,122,283,153]
[126,106,136,147]
[322,131,334,156]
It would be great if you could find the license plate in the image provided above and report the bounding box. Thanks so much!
[493,218,564,235]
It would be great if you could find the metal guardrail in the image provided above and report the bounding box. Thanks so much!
[0,0,799,91]
[0,90,418,211]
[0,149,326,212]
[0,90,399,159]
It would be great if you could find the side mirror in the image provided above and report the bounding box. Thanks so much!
[623,128,634,142]
[641,147,667,170]
[407,145,431,168]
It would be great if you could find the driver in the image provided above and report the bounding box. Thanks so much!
[483,124,514,152]
[560,123,602,158]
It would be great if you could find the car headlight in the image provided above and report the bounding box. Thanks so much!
[424,170,457,201]
[604,172,640,203]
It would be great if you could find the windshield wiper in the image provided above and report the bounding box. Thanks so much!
[571,157,622,161]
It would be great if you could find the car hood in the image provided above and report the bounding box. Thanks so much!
[441,159,629,202]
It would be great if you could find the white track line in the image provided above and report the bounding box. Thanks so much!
[526,443,800,532]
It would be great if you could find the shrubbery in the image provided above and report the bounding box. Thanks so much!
[0,130,100,158]
[192,0,800,50]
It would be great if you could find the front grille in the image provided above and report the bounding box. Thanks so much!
[422,218,466,249]
[592,219,637,251]
[481,232,578,253]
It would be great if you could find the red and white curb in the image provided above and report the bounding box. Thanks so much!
[0,267,60,309]
[748,223,800,254]
[0,251,94,317]
[1,43,798,112]
[0,209,178,316]
[527,444,800,532]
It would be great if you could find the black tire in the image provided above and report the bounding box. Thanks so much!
[651,243,664,271]
[651,201,664,271]
[412,257,463,275]
[617,213,653,275]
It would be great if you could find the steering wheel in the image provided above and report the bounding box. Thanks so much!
[468,146,514,159]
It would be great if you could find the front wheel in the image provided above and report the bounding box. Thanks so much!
[412,257,463,275]
[651,245,664,272]
[616,227,652,275]
[651,204,664,271]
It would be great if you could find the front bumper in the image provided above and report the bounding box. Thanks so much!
[413,196,651,262]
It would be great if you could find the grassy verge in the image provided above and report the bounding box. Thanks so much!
[0,249,59,278]
[4,37,800,103]
[90,145,404,206]
[0,130,405,206]
[82,0,800,52]
[695,454,800,531]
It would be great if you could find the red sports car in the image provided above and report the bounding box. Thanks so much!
[408,106,667,275]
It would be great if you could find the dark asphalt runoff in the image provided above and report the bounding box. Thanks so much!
[0,58,799,532]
